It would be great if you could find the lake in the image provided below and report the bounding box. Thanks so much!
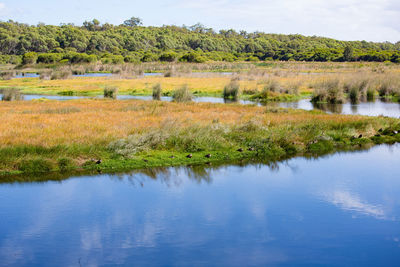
[1,144,400,266]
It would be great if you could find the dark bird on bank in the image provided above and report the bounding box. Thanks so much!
[248,147,255,151]
[237,148,243,152]
[358,134,363,138]
[96,159,102,164]
[186,154,193,158]
[143,159,148,163]
[205,154,212,158]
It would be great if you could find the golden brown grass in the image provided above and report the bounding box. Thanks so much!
[0,99,393,148]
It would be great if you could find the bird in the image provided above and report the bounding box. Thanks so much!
[237,148,244,152]
[95,159,102,165]
[143,159,148,163]
[186,154,193,158]
[358,134,363,138]
[205,154,212,158]
[248,147,255,151]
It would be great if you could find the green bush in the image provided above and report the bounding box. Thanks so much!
[22,52,38,65]
[141,52,159,62]
[179,52,207,63]
[37,53,63,64]
[159,51,178,62]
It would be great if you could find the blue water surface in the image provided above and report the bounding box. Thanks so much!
[1,144,400,266]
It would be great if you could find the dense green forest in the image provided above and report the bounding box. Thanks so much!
[1,18,400,64]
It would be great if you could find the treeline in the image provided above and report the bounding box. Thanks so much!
[1,18,400,64]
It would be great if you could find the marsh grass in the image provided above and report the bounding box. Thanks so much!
[223,81,240,100]
[311,78,344,104]
[152,83,162,100]
[51,69,72,80]
[36,107,81,114]
[39,70,52,80]
[0,71,15,80]
[1,88,24,101]
[0,99,399,175]
[104,86,118,99]
[172,85,192,102]
[366,88,375,101]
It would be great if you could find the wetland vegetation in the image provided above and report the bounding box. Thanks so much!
[0,97,399,176]
[2,54,400,177]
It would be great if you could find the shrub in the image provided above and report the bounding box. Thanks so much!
[172,85,192,102]
[104,86,118,99]
[179,52,207,63]
[223,81,240,100]
[141,52,159,62]
[67,53,98,63]
[152,83,162,100]
[22,52,38,65]
[159,51,178,62]
[124,55,140,63]
[1,88,24,101]
[37,53,63,64]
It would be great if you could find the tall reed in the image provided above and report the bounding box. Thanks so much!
[152,83,162,100]
[1,88,24,101]
[172,85,192,102]
[223,81,240,100]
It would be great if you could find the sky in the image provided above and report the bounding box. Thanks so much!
[0,0,399,43]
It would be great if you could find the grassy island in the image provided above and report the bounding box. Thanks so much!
[0,98,399,176]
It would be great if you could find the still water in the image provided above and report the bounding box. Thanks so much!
[13,72,232,79]
[4,93,399,118]
[278,99,400,118]
[1,144,400,266]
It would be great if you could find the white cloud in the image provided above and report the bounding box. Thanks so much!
[0,3,5,10]
[171,0,400,42]
[323,190,385,218]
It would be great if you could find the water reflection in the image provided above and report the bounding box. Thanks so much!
[1,144,400,266]
[311,102,344,114]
